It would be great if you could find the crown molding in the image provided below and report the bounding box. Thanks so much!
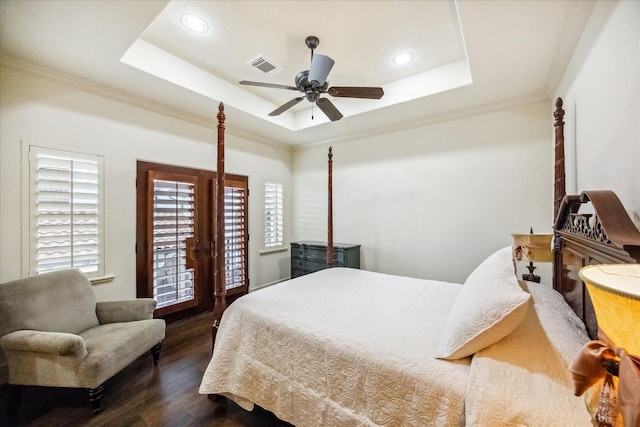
[0,55,291,152]
[293,92,550,152]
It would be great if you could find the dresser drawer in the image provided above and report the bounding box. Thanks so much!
[290,244,305,258]
[292,258,328,271]
[292,244,326,260]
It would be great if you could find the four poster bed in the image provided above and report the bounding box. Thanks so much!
[201,99,640,426]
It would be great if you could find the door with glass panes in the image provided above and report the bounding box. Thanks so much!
[136,161,248,322]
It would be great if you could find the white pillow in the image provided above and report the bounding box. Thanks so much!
[435,246,531,360]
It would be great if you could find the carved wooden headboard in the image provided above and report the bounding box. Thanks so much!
[552,99,640,339]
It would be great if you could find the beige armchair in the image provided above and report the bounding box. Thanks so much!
[0,269,166,415]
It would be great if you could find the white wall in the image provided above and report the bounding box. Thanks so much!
[554,0,640,222]
[289,0,640,286]
[8,0,634,296]
[292,101,554,284]
[0,64,293,299]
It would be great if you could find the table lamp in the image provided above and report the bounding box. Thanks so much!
[511,229,553,283]
[570,264,640,427]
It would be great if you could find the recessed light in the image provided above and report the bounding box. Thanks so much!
[392,52,414,66]
[181,14,209,33]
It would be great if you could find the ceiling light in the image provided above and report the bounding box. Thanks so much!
[180,14,209,33]
[392,52,414,66]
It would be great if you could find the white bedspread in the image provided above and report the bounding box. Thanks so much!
[465,281,591,426]
[199,268,592,426]
[199,268,469,426]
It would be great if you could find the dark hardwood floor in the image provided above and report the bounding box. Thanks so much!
[0,312,293,427]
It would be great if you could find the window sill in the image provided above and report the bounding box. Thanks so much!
[259,247,288,255]
[90,274,115,285]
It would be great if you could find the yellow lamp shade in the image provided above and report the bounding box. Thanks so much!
[579,264,640,357]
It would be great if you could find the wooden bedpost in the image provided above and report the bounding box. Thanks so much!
[552,98,566,292]
[553,97,566,221]
[327,146,334,268]
[212,102,227,351]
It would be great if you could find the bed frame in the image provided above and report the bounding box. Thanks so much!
[210,98,640,345]
[209,104,337,346]
[212,103,227,346]
[552,98,640,339]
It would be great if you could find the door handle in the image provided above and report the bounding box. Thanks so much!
[185,237,198,269]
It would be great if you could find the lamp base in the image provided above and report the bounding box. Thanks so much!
[522,262,541,283]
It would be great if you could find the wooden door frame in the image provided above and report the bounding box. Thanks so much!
[136,161,215,322]
[136,161,249,323]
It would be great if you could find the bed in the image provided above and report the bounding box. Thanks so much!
[199,99,638,425]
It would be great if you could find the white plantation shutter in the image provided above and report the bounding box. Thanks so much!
[224,180,248,290]
[136,163,250,316]
[264,181,283,248]
[151,177,196,309]
[29,147,104,277]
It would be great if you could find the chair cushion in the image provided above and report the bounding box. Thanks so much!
[2,319,165,388]
[77,319,166,388]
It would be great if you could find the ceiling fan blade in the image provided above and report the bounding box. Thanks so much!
[308,54,334,87]
[327,86,384,99]
[268,97,304,116]
[316,98,343,121]
[239,80,298,91]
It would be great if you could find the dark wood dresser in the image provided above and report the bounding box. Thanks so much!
[290,241,361,278]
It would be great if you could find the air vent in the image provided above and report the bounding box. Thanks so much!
[247,54,283,76]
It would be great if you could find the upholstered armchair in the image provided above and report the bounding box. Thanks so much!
[0,269,166,415]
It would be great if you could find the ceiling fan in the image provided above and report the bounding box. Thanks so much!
[239,36,384,121]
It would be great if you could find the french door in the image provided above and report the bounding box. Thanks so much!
[136,161,248,322]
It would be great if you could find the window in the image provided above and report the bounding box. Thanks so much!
[29,146,104,277]
[264,181,283,248]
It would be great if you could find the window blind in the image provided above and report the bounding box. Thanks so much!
[264,181,283,248]
[30,147,104,277]
[152,179,196,309]
[224,181,247,290]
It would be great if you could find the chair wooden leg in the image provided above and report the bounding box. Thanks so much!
[150,342,162,366]
[6,384,21,416]
[88,384,104,415]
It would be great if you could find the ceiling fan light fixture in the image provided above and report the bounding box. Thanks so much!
[309,54,335,87]
[392,52,414,66]
[180,14,209,33]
